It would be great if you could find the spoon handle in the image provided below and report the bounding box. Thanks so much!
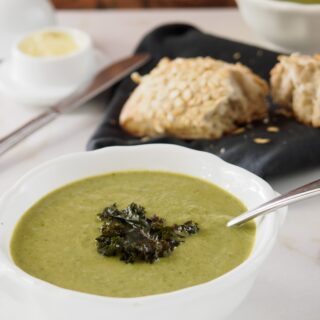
[227,178,320,227]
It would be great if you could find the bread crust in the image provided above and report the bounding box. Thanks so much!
[271,53,320,127]
[120,57,269,139]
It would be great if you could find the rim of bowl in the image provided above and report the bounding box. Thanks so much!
[0,144,284,304]
[12,26,93,62]
[237,0,320,11]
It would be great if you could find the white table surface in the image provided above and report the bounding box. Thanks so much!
[1,8,319,320]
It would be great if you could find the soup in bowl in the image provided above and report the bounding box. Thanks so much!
[0,144,286,320]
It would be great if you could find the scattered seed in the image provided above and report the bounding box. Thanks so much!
[131,72,142,83]
[267,126,280,133]
[254,138,271,144]
[233,127,246,134]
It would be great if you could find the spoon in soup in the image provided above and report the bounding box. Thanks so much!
[227,178,320,227]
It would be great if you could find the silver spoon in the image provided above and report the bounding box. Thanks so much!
[227,178,320,227]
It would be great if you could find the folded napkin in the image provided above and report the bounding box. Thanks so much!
[87,24,320,178]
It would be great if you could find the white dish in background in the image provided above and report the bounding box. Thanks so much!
[0,27,108,107]
[0,144,286,320]
[236,0,320,53]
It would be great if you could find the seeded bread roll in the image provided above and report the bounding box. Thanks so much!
[271,53,320,127]
[120,57,269,139]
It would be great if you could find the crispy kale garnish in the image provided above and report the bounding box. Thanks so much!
[96,203,199,264]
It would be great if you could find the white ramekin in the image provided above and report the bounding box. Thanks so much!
[0,144,286,320]
[236,0,320,53]
[11,26,95,89]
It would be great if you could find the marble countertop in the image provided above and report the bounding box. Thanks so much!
[0,8,319,320]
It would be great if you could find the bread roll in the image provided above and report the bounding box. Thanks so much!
[120,57,269,139]
[271,53,320,127]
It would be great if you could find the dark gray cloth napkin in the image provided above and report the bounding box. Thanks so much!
[87,24,320,178]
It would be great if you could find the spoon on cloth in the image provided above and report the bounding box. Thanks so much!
[227,178,320,227]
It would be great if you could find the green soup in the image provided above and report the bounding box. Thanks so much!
[10,171,255,298]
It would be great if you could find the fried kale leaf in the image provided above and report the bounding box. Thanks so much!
[96,203,199,264]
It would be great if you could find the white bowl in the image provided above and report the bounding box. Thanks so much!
[0,144,286,320]
[11,26,95,89]
[236,0,320,53]
[0,26,103,107]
